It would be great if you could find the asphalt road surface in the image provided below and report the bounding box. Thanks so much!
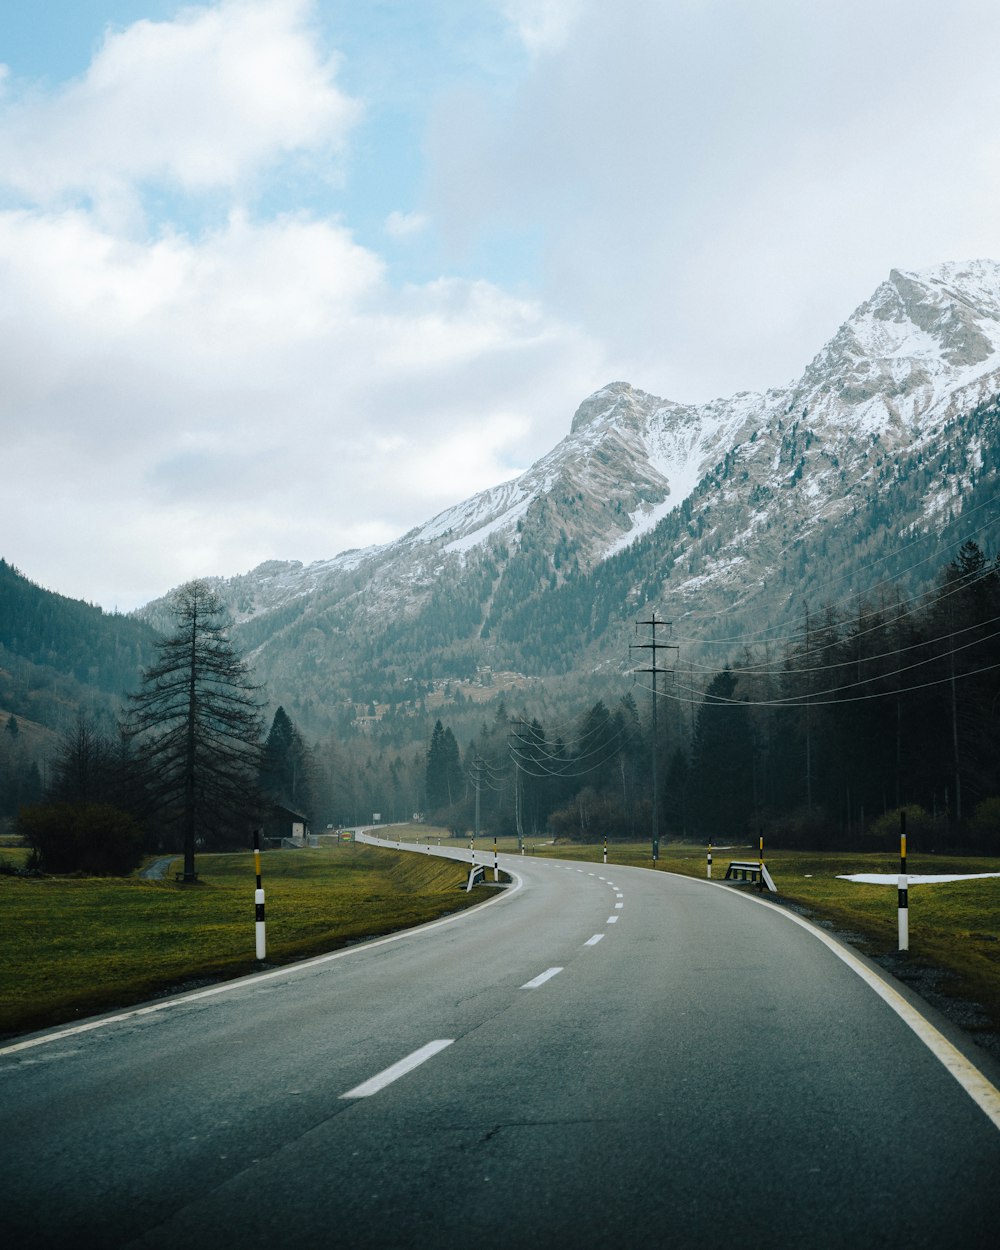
[3,834,1000,1249]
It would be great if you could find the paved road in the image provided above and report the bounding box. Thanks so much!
[3,836,999,1248]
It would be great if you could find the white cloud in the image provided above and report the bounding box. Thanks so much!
[432,0,1000,401]
[501,0,585,55]
[0,0,358,215]
[0,205,604,608]
[0,3,612,608]
[385,209,430,240]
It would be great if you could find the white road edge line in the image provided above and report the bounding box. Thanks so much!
[0,862,525,1059]
[522,966,563,989]
[584,934,605,946]
[711,880,1000,1133]
[340,1040,454,1099]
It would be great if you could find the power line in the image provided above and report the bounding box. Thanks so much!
[676,610,1000,680]
[640,658,1000,710]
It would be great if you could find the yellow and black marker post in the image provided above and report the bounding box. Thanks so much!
[253,828,266,962]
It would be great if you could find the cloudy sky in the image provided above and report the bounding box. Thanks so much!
[4,0,1000,610]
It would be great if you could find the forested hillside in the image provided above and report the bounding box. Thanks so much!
[399,543,1000,852]
[0,560,159,734]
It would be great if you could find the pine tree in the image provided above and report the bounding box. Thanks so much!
[261,706,315,819]
[48,715,116,805]
[425,719,462,816]
[125,581,264,881]
[690,668,754,839]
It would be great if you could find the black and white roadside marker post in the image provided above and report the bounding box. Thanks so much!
[707,840,713,879]
[898,810,909,952]
[253,828,266,962]
[493,835,499,882]
[603,836,608,866]
[757,833,765,894]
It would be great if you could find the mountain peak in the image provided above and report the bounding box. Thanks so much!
[570,381,644,433]
[878,260,1000,367]
[789,258,1000,427]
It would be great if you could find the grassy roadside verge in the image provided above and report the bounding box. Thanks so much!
[0,839,492,1039]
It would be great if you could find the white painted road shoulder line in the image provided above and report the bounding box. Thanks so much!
[786,906,1000,1132]
[340,1040,454,1099]
[715,881,1000,1134]
[585,934,605,946]
[522,966,563,988]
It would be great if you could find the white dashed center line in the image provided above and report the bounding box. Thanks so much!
[340,1040,454,1099]
[585,934,605,946]
[607,915,619,924]
[522,966,564,989]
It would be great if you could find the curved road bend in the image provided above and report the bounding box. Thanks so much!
[2,835,999,1249]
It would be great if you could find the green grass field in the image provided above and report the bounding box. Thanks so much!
[2,830,997,1044]
[0,839,489,1037]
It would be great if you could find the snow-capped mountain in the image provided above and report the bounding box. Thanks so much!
[140,260,1000,732]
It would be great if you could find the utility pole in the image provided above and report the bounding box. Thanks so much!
[471,756,483,842]
[513,746,524,853]
[632,611,678,863]
[510,719,539,853]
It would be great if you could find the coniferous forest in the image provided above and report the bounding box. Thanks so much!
[404,541,1000,852]
[2,543,1000,858]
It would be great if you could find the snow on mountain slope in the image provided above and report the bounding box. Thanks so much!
[790,260,1000,438]
[146,260,1000,637]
